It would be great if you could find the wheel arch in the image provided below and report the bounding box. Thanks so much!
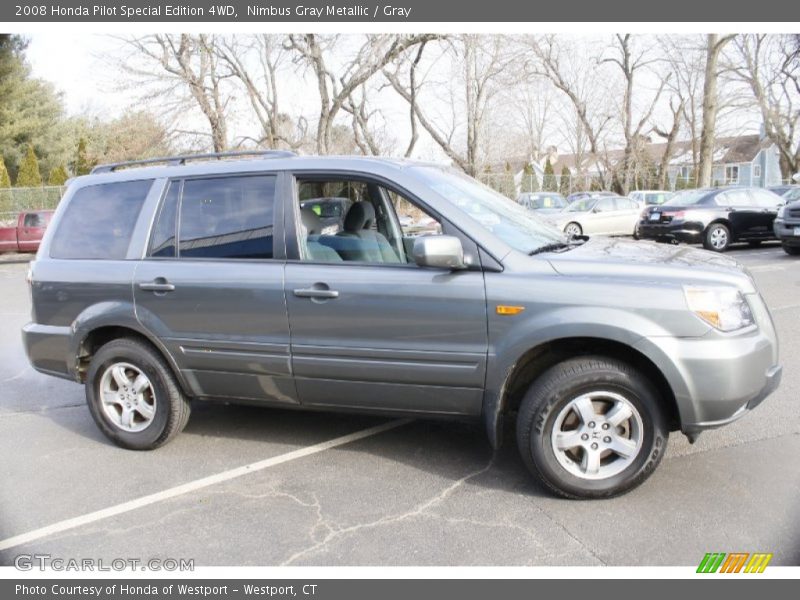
[485,336,680,449]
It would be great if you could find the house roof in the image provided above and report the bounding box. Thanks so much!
[503,134,771,175]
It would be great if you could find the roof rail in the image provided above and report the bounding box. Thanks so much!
[90,150,297,174]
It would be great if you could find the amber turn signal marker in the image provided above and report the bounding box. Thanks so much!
[496,305,525,316]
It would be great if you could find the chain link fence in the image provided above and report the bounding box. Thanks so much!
[0,186,65,226]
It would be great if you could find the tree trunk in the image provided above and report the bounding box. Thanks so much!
[698,34,734,187]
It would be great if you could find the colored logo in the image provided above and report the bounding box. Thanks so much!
[697,552,773,573]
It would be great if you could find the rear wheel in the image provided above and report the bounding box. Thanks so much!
[516,356,668,499]
[703,222,731,252]
[564,222,582,238]
[85,338,191,450]
[782,243,800,256]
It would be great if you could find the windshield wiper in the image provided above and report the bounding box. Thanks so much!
[528,239,584,256]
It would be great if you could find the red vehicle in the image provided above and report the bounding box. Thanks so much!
[0,210,54,254]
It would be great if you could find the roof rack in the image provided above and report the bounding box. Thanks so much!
[90,150,297,174]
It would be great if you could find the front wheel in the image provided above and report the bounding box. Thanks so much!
[703,222,731,252]
[85,338,191,450]
[516,356,668,499]
[782,243,800,256]
[564,222,583,238]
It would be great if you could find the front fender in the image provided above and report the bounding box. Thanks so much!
[482,306,684,449]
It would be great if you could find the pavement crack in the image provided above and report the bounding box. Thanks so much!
[280,452,497,566]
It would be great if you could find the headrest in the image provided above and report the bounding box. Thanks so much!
[300,208,323,236]
[344,202,375,232]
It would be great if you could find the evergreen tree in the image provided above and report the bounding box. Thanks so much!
[16,145,42,187]
[75,137,93,176]
[501,161,515,198]
[47,164,69,186]
[543,159,556,192]
[520,163,540,193]
[559,165,571,196]
[0,156,11,188]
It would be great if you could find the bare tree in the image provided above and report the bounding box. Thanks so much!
[385,35,515,175]
[286,34,438,154]
[119,34,232,152]
[215,34,307,150]
[601,34,669,194]
[697,34,736,187]
[653,97,684,190]
[728,34,800,179]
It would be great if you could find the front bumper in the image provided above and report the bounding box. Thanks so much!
[634,293,781,434]
[773,218,800,246]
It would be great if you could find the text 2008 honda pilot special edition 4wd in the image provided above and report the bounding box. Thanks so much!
[22,151,781,498]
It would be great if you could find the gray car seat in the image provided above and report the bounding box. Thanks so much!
[300,208,343,262]
[319,202,400,263]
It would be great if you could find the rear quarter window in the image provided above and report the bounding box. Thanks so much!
[49,179,153,259]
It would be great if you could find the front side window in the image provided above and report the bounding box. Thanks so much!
[50,179,153,260]
[23,213,46,228]
[178,175,276,260]
[295,177,442,265]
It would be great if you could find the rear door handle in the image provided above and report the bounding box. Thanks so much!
[139,280,175,292]
[293,288,339,299]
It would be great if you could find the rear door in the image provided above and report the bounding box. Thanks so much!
[716,188,763,239]
[134,173,297,405]
[283,172,489,417]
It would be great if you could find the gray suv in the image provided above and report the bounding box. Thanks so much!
[22,151,781,499]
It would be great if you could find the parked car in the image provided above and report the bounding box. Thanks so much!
[0,210,54,254]
[545,195,641,237]
[771,185,800,203]
[772,197,800,255]
[23,151,781,499]
[637,187,784,252]
[628,190,673,206]
[517,192,567,214]
[566,190,616,204]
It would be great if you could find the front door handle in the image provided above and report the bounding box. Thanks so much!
[139,279,175,292]
[293,288,339,299]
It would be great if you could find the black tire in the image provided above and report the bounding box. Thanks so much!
[632,223,641,240]
[85,338,191,450]
[782,243,800,256]
[564,222,583,237]
[703,222,731,252]
[516,356,669,499]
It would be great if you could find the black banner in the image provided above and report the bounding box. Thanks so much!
[2,0,800,22]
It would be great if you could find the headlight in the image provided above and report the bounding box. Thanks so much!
[777,205,786,219]
[683,286,754,332]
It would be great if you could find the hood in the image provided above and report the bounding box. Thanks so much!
[545,236,756,292]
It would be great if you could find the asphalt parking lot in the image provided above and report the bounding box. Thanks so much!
[1,243,799,567]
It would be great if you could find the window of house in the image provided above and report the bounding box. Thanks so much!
[724,165,740,184]
[177,175,276,260]
[753,164,762,179]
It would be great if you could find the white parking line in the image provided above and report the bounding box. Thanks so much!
[0,418,410,552]
[748,264,786,273]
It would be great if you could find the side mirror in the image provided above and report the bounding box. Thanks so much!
[412,235,466,270]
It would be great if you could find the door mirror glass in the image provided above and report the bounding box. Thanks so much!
[412,235,466,270]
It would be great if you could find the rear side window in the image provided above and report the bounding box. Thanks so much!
[178,175,275,260]
[50,180,152,260]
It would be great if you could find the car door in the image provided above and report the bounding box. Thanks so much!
[613,197,642,235]
[17,211,50,252]
[749,189,784,239]
[716,188,763,239]
[283,173,489,417]
[133,173,298,405]
[583,197,618,234]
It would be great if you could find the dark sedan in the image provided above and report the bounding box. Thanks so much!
[637,187,785,252]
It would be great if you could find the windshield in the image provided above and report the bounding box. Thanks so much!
[565,198,597,212]
[663,189,710,206]
[410,166,565,253]
[530,195,567,209]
